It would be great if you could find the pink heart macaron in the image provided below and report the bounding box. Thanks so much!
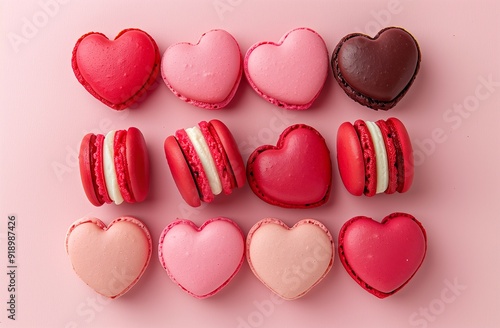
[338,212,427,298]
[244,27,329,110]
[246,218,334,300]
[72,28,161,110]
[79,127,150,206]
[66,217,152,299]
[246,124,332,208]
[161,29,242,109]
[164,120,245,207]
[158,218,245,298]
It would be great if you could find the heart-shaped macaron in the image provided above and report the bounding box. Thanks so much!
[72,28,161,110]
[161,29,242,109]
[244,27,329,110]
[338,213,427,298]
[331,27,421,110]
[247,124,332,208]
[247,218,334,300]
[158,218,245,298]
[66,217,152,299]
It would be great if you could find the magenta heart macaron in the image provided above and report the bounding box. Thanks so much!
[72,28,161,110]
[338,213,427,298]
[158,218,245,298]
[161,29,242,109]
[332,27,421,110]
[247,218,334,300]
[247,124,332,208]
[79,127,150,206]
[244,27,329,110]
[66,217,152,299]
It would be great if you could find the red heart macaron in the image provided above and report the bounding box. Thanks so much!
[337,117,413,196]
[338,212,427,298]
[66,216,152,299]
[332,27,421,110]
[158,218,245,298]
[164,120,245,207]
[247,124,332,208]
[79,127,150,206]
[72,28,161,110]
[161,29,242,109]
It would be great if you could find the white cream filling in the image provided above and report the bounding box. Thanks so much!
[365,121,389,194]
[103,130,124,204]
[185,126,222,195]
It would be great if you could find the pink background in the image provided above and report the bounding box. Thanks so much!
[1,0,500,327]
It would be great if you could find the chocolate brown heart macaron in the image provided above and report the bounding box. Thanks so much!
[332,27,421,110]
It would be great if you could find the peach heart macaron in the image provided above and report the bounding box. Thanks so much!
[247,124,332,208]
[158,218,245,298]
[332,27,421,110]
[337,118,413,196]
[244,27,329,110]
[79,127,150,206]
[66,217,152,299]
[72,28,160,110]
[338,213,427,298]
[164,120,245,207]
[161,29,242,109]
[246,218,334,300]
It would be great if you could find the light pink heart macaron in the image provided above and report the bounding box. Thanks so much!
[244,27,329,110]
[65,217,152,299]
[246,218,334,300]
[161,29,242,109]
[158,218,245,298]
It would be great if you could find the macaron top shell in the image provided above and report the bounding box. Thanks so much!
[209,119,246,188]
[164,136,201,207]
[338,213,426,298]
[336,122,365,196]
[244,27,329,109]
[66,216,152,299]
[79,133,102,206]
[161,29,242,109]
[158,218,245,298]
[387,117,414,193]
[72,28,160,110]
[125,127,150,203]
[247,124,332,208]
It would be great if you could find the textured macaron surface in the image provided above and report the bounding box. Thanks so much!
[247,124,332,208]
[244,27,329,109]
[158,218,245,298]
[246,218,334,300]
[72,28,160,110]
[161,29,242,109]
[332,27,420,110]
[338,213,426,298]
[66,217,152,299]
